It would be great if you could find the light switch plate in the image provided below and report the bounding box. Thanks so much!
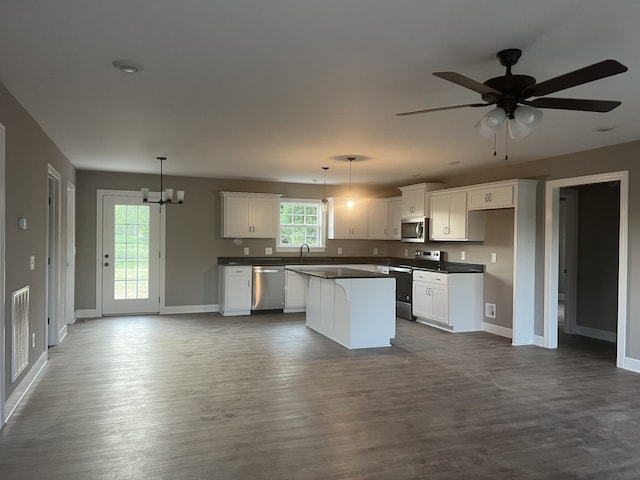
[337,247,343,255]
[491,252,497,263]
[461,251,466,261]
[243,247,249,255]
[373,247,378,255]
[265,247,272,255]
[29,255,35,270]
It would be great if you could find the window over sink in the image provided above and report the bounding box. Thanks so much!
[277,199,326,252]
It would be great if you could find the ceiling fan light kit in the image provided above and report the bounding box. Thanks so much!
[398,48,627,140]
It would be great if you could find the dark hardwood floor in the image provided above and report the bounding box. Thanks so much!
[1,313,639,479]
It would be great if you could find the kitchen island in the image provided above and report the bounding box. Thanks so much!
[286,266,395,349]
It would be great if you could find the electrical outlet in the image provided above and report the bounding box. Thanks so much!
[485,303,496,318]
[373,247,378,255]
[243,247,249,255]
[30,255,35,270]
[461,251,466,261]
[265,247,272,255]
[404,248,409,257]
[337,247,343,255]
[491,252,497,263]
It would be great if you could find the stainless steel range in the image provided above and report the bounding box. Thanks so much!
[389,250,443,321]
[388,265,414,320]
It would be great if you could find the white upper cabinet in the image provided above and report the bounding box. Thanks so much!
[430,191,485,241]
[328,197,369,239]
[467,185,515,210]
[387,196,402,240]
[368,199,389,239]
[220,191,281,238]
[398,183,444,219]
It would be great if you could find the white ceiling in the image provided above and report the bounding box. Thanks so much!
[1,0,639,186]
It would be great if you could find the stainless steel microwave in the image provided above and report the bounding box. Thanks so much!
[401,217,428,243]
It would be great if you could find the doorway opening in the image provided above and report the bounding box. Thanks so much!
[544,171,628,369]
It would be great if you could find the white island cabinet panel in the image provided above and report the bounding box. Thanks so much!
[290,266,395,349]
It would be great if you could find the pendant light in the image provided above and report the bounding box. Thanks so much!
[321,166,329,212]
[140,156,185,205]
[346,157,355,209]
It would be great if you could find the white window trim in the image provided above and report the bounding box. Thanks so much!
[276,198,326,253]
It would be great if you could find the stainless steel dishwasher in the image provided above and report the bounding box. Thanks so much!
[251,266,286,311]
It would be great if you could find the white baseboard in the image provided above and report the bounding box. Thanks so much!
[482,322,512,339]
[284,307,306,313]
[160,304,218,315]
[621,356,640,374]
[5,351,48,423]
[76,309,100,319]
[533,335,545,347]
[575,325,616,343]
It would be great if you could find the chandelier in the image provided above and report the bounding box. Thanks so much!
[141,156,185,205]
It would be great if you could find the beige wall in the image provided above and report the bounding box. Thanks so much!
[76,171,396,310]
[1,82,76,398]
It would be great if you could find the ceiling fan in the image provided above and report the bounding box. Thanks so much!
[397,49,628,138]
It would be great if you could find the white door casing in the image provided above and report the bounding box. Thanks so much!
[0,124,6,426]
[66,181,76,324]
[47,165,64,346]
[543,171,629,370]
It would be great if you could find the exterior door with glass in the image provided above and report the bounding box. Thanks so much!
[102,195,160,315]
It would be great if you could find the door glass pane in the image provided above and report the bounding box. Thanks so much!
[113,204,151,299]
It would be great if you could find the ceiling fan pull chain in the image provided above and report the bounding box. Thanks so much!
[493,133,497,157]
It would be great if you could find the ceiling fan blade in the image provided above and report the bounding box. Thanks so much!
[522,59,628,98]
[433,72,502,99]
[522,98,622,112]
[396,103,489,116]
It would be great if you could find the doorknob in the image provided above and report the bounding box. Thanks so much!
[104,262,109,267]
[104,254,110,258]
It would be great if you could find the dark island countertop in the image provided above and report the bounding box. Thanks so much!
[218,256,484,274]
[285,265,391,279]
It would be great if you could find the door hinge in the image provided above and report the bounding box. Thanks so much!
[48,257,51,265]
[47,317,50,325]
[48,197,51,205]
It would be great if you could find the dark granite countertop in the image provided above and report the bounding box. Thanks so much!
[218,256,484,274]
[285,265,390,279]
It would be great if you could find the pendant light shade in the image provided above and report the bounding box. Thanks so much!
[321,166,329,212]
[346,157,355,209]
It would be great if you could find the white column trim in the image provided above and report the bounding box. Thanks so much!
[543,171,629,371]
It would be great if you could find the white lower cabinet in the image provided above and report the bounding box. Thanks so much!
[412,270,483,332]
[285,269,308,312]
[219,266,252,316]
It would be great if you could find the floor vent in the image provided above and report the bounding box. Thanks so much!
[12,286,30,382]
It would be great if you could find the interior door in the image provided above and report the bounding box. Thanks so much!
[102,195,160,315]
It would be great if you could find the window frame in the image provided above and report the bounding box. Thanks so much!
[276,198,326,252]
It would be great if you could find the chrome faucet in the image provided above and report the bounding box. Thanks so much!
[299,243,310,263]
